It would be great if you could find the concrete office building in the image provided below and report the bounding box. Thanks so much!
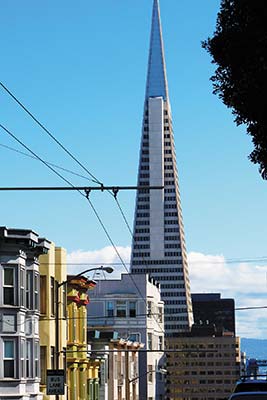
[0,227,50,400]
[87,273,165,400]
[192,293,235,335]
[130,0,193,336]
[166,333,241,400]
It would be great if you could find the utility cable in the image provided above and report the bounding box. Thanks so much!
[0,123,85,196]
[0,122,164,332]
[0,142,93,182]
[86,197,165,335]
[114,197,134,237]
[0,81,102,185]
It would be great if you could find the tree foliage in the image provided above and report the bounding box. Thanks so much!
[203,0,267,178]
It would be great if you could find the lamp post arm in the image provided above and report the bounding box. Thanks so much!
[57,266,108,288]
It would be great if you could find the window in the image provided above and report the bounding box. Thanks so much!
[40,276,47,314]
[107,301,114,317]
[147,301,152,317]
[50,277,55,316]
[147,333,152,350]
[116,301,126,317]
[34,341,39,377]
[3,267,15,305]
[50,346,55,369]
[159,336,163,351]
[62,283,67,319]
[63,347,67,377]
[26,271,33,309]
[148,365,153,383]
[34,274,39,311]
[158,307,163,323]
[129,302,137,318]
[26,340,32,377]
[20,268,25,307]
[2,314,16,332]
[129,333,141,342]
[40,346,46,384]
[3,340,15,378]
[21,338,25,378]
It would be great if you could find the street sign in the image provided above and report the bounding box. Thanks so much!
[46,369,65,395]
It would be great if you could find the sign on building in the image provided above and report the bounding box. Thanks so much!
[46,369,65,395]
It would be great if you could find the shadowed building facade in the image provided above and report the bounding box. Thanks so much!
[130,0,193,336]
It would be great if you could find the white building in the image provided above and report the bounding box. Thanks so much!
[0,227,50,400]
[87,273,165,400]
[130,0,193,336]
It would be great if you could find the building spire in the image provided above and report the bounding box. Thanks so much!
[145,0,168,101]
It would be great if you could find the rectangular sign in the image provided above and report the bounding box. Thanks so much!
[46,369,65,395]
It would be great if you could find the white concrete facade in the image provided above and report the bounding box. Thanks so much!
[130,0,193,336]
[87,273,165,400]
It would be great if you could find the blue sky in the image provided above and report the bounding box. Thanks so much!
[1,1,267,338]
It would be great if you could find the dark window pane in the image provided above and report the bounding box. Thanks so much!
[4,288,14,305]
[4,269,13,285]
[40,347,46,384]
[4,360,14,377]
[40,276,46,314]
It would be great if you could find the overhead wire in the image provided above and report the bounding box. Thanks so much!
[0,81,165,334]
[0,142,94,182]
[0,313,162,327]
[0,116,164,335]
[0,81,101,185]
[0,123,85,196]
[86,197,165,335]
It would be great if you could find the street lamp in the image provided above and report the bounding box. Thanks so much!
[54,266,113,397]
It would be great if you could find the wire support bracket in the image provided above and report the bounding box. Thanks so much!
[0,185,164,192]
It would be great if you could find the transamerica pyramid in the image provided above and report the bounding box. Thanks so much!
[130,0,193,336]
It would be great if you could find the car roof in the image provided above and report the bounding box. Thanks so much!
[234,380,267,393]
[229,392,267,399]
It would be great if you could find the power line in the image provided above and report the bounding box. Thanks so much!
[0,123,85,196]
[0,185,162,192]
[86,197,165,335]
[0,142,93,181]
[31,258,267,266]
[0,120,164,334]
[0,81,101,185]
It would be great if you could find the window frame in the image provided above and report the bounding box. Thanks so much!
[107,301,114,317]
[20,338,26,378]
[3,338,16,378]
[20,267,26,307]
[129,301,137,318]
[116,301,127,318]
[50,277,55,316]
[34,273,39,311]
[3,266,16,306]
[40,275,47,315]
[26,339,32,378]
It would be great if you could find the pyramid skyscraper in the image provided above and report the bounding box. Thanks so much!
[130,0,193,336]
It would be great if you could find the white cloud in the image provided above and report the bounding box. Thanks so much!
[67,246,131,278]
[67,246,267,338]
[188,251,267,339]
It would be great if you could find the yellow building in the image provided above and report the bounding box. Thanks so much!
[166,334,241,400]
[67,275,100,400]
[39,243,67,400]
